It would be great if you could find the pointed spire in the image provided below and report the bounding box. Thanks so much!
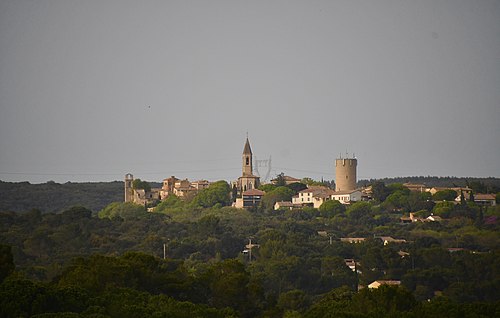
[243,137,252,155]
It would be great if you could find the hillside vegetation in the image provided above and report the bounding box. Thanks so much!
[1,178,499,317]
[0,181,123,213]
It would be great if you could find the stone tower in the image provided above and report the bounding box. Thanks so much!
[237,138,260,193]
[124,173,134,202]
[335,155,357,192]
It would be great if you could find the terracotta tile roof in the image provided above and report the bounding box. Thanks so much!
[243,189,265,196]
[332,190,360,195]
[474,193,496,200]
[275,201,294,207]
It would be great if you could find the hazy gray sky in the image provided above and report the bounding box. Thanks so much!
[0,0,499,184]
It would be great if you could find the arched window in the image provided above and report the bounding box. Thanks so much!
[246,157,249,165]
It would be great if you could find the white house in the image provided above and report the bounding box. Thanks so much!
[292,187,335,208]
[368,280,401,289]
[330,190,362,204]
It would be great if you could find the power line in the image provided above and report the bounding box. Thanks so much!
[273,166,334,176]
[0,167,242,178]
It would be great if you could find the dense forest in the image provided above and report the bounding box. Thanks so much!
[0,181,123,213]
[1,178,499,317]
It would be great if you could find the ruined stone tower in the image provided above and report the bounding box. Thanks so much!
[335,155,357,192]
[124,173,134,202]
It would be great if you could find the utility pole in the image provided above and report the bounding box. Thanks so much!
[248,238,252,262]
[163,243,166,260]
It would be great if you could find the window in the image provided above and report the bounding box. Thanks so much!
[246,157,249,165]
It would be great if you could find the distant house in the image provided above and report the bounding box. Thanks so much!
[398,250,410,258]
[292,187,335,208]
[378,236,407,245]
[344,258,360,272]
[340,237,366,244]
[447,247,467,253]
[330,190,362,204]
[234,189,265,209]
[401,212,442,223]
[133,188,160,206]
[173,179,198,198]
[274,201,302,210]
[191,180,210,190]
[159,176,209,200]
[403,183,429,192]
[368,280,401,289]
[290,187,362,208]
[271,175,301,185]
[400,212,419,223]
[426,214,443,222]
[428,187,472,196]
[456,193,496,206]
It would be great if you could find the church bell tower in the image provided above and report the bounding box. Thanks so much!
[237,137,260,193]
[242,137,253,176]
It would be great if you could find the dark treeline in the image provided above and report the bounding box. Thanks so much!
[0,181,123,213]
[358,176,500,193]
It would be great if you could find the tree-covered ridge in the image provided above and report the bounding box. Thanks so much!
[358,176,500,193]
[0,181,123,213]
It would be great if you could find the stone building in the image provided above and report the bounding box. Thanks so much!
[125,173,209,206]
[124,173,160,206]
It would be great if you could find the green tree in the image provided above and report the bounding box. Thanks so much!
[301,178,327,187]
[277,289,310,313]
[432,201,455,218]
[345,202,373,220]
[132,179,151,192]
[275,173,287,187]
[204,259,250,312]
[382,190,409,211]
[191,181,231,208]
[98,202,147,219]
[259,184,277,192]
[371,181,390,202]
[350,285,417,315]
[155,194,183,212]
[432,189,458,201]
[318,200,345,218]
[0,244,14,283]
[286,182,308,194]
[261,186,295,212]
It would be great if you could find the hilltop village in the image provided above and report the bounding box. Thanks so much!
[124,138,363,209]
[124,138,497,211]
